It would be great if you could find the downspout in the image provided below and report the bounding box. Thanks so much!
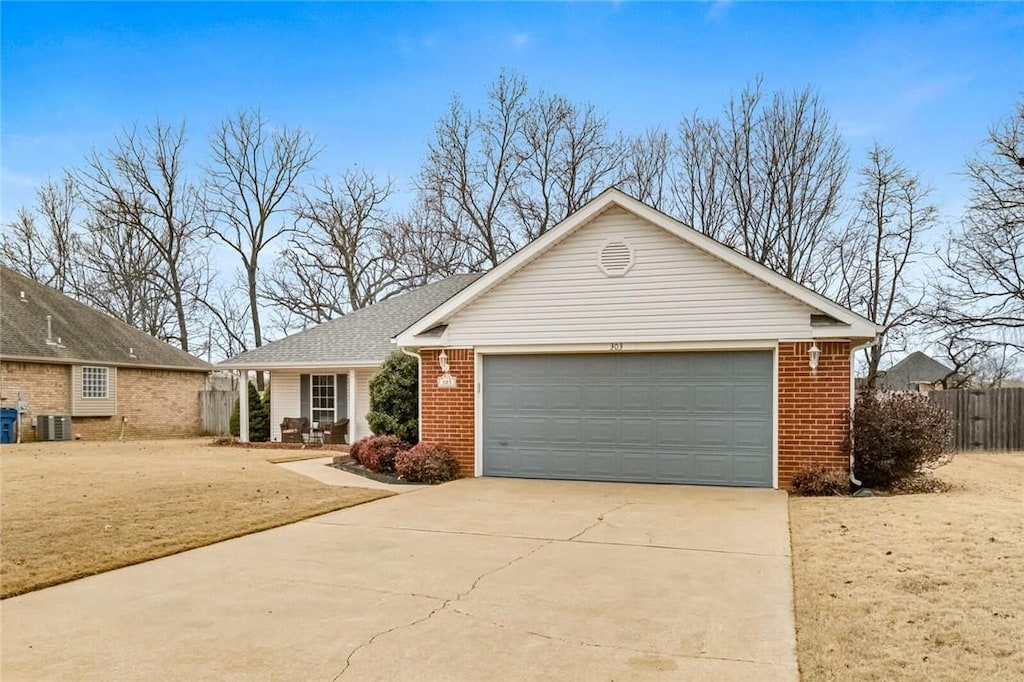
[401,348,423,443]
[849,338,879,488]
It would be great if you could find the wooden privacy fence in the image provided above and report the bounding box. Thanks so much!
[929,388,1024,452]
[199,390,235,436]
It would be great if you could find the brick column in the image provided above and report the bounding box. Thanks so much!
[777,341,852,488]
[419,348,476,477]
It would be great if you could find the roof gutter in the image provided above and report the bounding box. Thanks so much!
[0,354,212,373]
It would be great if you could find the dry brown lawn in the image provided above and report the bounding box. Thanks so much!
[0,439,390,598]
[790,453,1024,681]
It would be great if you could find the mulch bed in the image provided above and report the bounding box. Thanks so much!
[209,437,350,453]
[328,457,415,486]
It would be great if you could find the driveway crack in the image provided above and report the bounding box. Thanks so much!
[333,539,551,679]
[567,501,632,541]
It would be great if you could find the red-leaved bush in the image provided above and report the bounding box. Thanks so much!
[853,390,955,489]
[355,435,407,473]
[395,443,460,484]
[348,437,367,466]
[791,464,849,496]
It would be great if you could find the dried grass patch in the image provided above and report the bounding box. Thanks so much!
[790,453,1024,681]
[0,439,390,598]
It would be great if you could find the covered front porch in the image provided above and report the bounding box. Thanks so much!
[232,365,378,444]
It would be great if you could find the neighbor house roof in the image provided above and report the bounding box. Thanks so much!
[218,274,484,369]
[0,266,212,372]
[880,352,953,388]
[395,188,883,346]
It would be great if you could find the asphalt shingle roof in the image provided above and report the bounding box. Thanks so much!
[1,266,212,372]
[218,273,484,368]
[879,351,954,389]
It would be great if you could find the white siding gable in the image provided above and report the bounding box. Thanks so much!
[444,207,818,346]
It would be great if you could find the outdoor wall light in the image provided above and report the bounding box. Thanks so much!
[808,342,821,376]
[437,349,457,389]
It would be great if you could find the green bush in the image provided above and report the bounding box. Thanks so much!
[791,464,849,496]
[367,350,419,443]
[853,390,954,489]
[230,396,240,437]
[228,382,269,442]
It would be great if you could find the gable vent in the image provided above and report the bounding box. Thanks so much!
[598,239,634,277]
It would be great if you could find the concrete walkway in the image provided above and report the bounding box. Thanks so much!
[276,456,426,493]
[1,478,797,681]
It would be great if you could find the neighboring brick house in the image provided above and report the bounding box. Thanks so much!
[0,266,212,442]
[396,190,882,489]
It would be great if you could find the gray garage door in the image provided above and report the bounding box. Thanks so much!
[482,352,773,487]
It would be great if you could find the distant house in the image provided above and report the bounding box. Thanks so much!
[874,352,954,393]
[218,274,482,444]
[0,266,213,441]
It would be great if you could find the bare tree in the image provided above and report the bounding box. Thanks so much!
[935,98,1024,352]
[205,107,319,361]
[512,93,621,238]
[388,201,471,285]
[678,80,847,288]
[419,72,530,268]
[76,206,176,338]
[619,127,672,211]
[0,175,80,291]
[934,331,1019,388]
[835,144,937,386]
[75,120,208,351]
[261,170,399,328]
[202,282,253,360]
[262,172,471,335]
[675,113,734,243]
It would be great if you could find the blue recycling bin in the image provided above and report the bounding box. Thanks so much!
[0,408,17,444]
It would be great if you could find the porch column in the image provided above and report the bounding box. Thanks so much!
[238,369,249,442]
[348,369,357,443]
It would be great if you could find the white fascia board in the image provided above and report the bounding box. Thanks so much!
[471,340,781,354]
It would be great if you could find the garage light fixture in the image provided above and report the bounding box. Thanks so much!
[437,349,457,389]
[808,342,821,376]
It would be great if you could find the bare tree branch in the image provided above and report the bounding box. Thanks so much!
[205,107,319,362]
[75,119,208,351]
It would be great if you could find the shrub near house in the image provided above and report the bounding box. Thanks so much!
[366,351,419,444]
[395,443,459,484]
[853,390,955,489]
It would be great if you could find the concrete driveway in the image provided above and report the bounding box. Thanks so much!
[1,478,797,681]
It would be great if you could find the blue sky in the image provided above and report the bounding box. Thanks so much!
[2,1,1022,226]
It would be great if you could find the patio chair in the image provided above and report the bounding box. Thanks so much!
[280,417,309,443]
[322,418,350,445]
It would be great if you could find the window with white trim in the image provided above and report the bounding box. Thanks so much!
[82,366,109,399]
[310,374,335,428]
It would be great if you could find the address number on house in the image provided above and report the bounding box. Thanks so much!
[610,342,623,351]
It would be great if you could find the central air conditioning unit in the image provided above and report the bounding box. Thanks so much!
[36,415,72,441]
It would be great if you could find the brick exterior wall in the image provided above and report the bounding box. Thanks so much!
[414,344,853,488]
[419,348,476,476]
[777,341,853,488]
[0,361,206,442]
